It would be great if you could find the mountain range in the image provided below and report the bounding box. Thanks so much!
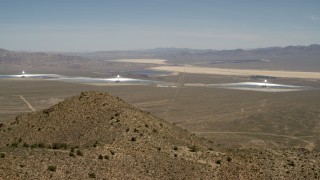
[1,44,320,72]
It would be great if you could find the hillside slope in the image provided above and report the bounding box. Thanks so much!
[0,91,319,179]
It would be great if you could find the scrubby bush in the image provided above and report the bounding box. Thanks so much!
[227,156,232,162]
[76,150,83,156]
[0,152,5,158]
[47,165,57,172]
[93,141,98,147]
[23,142,29,147]
[88,172,96,178]
[98,154,103,159]
[11,142,18,147]
[69,152,75,157]
[188,145,198,152]
[215,160,221,165]
[38,143,45,148]
[52,143,68,150]
[131,137,137,141]
[173,146,178,151]
[31,144,38,148]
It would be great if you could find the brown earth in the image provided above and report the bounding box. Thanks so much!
[0,91,319,179]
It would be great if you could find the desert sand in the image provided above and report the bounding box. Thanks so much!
[150,65,320,79]
[109,59,167,65]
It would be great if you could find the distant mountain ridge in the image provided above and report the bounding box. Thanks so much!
[88,44,320,56]
[1,44,319,72]
[83,44,320,71]
[1,44,319,60]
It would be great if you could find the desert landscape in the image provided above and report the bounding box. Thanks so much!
[1,0,320,178]
[1,45,320,179]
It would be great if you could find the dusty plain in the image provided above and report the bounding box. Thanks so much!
[108,59,168,65]
[150,65,320,79]
[1,69,319,150]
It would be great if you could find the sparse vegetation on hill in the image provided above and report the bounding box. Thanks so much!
[0,91,319,179]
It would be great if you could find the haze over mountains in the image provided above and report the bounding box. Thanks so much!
[1,44,319,72]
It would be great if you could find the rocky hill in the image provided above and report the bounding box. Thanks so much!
[0,91,319,179]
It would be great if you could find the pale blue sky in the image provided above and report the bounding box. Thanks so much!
[0,0,319,51]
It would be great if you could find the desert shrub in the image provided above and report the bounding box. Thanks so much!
[93,141,98,147]
[227,156,232,162]
[208,147,213,151]
[144,124,149,128]
[0,152,5,158]
[52,143,59,149]
[98,154,103,159]
[88,172,96,178]
[60,143,68,149]
[152,129,158,133]
[31,144,38,148]
[11,142,18,147]
[157,147,161,151]
[52,143,68,150]
[287,160,295,167]
[173,146,178,151]
[38,143,45,148]
[70,147,75,153]
[76,150,83,156]
[188,145,198,152]
[215,160,221,165]
[131,137,136,141]
[174,154,178,157]
[104,155,109,160]
[69,152,75,157]
[22,142,29,147]
[125,128,130,132]
[110,150,115,155]
[47,165,57,172]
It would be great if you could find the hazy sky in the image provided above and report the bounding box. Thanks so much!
[0,0,320,51]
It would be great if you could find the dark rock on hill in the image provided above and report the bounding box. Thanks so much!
[0,91,319,179]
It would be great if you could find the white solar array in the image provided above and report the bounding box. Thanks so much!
[0,71,314,92]
[0,72,157,85]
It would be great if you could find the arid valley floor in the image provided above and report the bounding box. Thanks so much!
[1,71,319,150]
[1,47,320,178]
